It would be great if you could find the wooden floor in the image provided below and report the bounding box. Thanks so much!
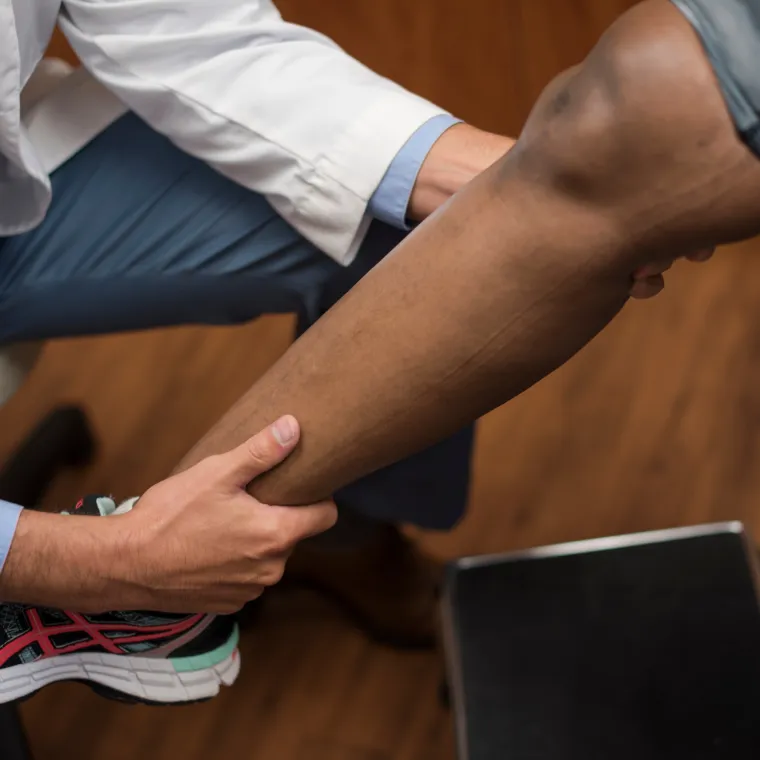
[8,0,760,758]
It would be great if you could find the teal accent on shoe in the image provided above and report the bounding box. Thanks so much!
[96,497,117,516]
[171,625,240,673]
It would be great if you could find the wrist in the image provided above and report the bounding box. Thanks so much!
[407,123,515,221]
[1,509,140,611]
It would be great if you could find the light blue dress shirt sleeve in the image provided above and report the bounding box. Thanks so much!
[368,113,463,230]
[0,501,23,574]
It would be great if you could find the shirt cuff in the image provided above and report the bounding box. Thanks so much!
[0,501,23,575]
[368,113,462,230]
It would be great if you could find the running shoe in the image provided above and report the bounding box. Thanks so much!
[0,495,240,705]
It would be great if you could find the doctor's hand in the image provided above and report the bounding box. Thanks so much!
[630,248,715,299]
[408,123,515,222]
[2,416,337,614]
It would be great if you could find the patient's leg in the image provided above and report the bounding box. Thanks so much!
[178,0,760,507]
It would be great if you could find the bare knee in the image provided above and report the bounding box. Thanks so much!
[502,0,760,263]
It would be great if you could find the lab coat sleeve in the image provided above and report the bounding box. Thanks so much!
[58,0,449,264]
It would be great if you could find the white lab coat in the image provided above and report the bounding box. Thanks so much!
[2,0,447,265]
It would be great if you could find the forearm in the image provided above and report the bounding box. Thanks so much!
[0,510,135,611]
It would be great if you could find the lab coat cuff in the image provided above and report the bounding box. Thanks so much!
[368,114,462,230]
[308,92,449,265]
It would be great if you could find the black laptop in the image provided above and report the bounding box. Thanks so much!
[442,523,760,759]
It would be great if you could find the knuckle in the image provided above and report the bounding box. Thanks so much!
[260,561,286,587]
[244,529,286,559]
[245,436,276,468]
[247,585,265,601]
[255,514,294,555]
[310,503,338,534]
[264,532,292,556]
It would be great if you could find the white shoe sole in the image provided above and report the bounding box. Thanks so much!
[0,647,240,705]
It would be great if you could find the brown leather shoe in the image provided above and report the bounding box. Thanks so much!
[282,525,440,649]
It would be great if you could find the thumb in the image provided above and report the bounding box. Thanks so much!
[221,415,300,487]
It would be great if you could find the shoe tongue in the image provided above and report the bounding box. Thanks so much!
[113,497,138,515]
[62,495,137,517]
[65,495,117,517]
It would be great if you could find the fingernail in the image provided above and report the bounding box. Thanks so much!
[272,416,297,445]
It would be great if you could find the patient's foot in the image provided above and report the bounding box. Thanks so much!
[0,496,239,705]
